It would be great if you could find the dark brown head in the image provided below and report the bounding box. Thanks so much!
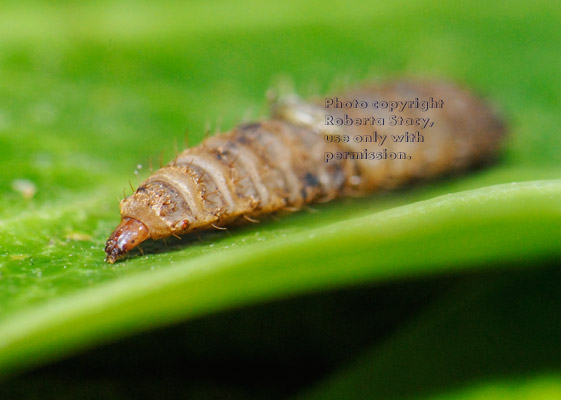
[105,217,150,263]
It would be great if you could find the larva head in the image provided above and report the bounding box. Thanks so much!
[105,179,194,263]
[105,217,149,264]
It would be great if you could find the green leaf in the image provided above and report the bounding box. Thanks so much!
[1,180,561,378]
[0,0,560,396]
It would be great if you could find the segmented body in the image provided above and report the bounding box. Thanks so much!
[105,81,505,263]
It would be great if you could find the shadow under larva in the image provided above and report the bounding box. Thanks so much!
[105,80,506,263]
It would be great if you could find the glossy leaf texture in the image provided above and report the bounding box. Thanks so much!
[0,0,560,398]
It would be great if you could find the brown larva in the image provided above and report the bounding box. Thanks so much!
[105,80,505,263]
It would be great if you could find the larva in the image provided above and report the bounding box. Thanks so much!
[105,80,505,263]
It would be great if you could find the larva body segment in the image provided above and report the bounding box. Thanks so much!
[273,81,504,191]
[105,81,505,263]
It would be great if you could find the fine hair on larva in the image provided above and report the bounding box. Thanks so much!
[105,80,505,263]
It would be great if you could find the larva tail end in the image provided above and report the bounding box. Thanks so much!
[105,217,150,264]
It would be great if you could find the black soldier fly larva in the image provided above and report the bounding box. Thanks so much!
[105,80,505,263]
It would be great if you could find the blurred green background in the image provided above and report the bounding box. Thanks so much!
[1,0,561,398]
